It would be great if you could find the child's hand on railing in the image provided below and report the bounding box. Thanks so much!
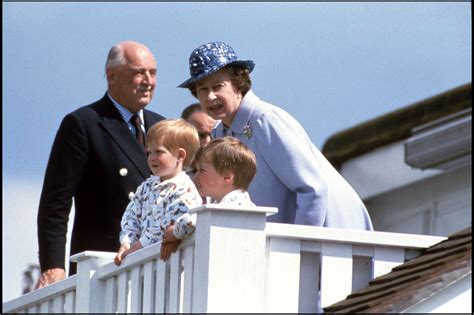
[160,224,181,261]
[114,241,143,266]
[114,242,131,266]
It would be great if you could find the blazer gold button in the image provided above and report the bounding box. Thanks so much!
[119,168,128,176]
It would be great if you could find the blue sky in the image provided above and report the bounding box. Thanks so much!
[2,2,471,302]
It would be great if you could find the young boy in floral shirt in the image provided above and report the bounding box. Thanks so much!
[114,119,202,265]
[161,137,258,259]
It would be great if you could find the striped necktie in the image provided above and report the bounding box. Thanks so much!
[131,115,146,150]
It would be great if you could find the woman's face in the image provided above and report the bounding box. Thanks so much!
[195,69,243,127]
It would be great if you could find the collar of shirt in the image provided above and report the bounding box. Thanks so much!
[150,171,191,189]
[219,189,249,203]
[107,92,145,127]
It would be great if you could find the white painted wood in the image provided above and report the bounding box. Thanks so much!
[116,271,130,313]
[300,240,322,253]
[320,242,353,308]
[51,295,63,313]
[352,256,373,292]
[64,291,75,313]
[3,276,77,313]
[104,276,117,313]
[373,247,405,278]
[71,251,114,312]
[142,261,155,313]
[298,251,320,313]
[339,140,442,199]
[130,266,142,313]
[27,305,38,313]
[182,245,194,313]
[154,259,167,312]
[353,245,374,257]
[169,249,182,313]
[192,206,273,312]
[3,207,450,314]
[265,223,446,249]
[39,300,50,313]
[264,237,301,313]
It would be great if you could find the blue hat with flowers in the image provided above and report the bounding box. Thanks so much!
[178,41,255,88]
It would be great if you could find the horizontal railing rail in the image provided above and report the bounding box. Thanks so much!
[3,275,77,313]
[3,205,446,313]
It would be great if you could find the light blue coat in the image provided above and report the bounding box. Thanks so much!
[212,90,373,230]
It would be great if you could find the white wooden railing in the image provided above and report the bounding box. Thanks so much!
[3,204,446,313]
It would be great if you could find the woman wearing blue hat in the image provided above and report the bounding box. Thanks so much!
[179,41,373,230]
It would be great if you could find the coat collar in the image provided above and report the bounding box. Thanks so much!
[229,90,258,134]
[213,90,258,138]
[97,93,150,178]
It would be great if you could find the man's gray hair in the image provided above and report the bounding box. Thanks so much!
[105,44,126,73]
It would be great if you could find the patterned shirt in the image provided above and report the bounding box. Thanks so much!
[174,189,255,235]
[120,172,202,246]
[219,189,255,207]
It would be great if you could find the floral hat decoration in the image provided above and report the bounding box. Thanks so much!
[178,41,255,89]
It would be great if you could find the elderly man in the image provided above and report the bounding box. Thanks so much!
[35,41,165,288]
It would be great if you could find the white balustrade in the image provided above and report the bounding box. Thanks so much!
[3,205,446,313]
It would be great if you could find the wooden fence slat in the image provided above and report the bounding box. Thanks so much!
[168,250,182,312]
[27,305,38,313]
[64,291,75,313]
[374,247,405,278]
[130,266,142,313]
[117,271,130,313]
[264,238,301,312]
[104,277,117,313]
[142,260,155,313]
[182,245,194,312]
[320,242,353,308]
[154,259,167,312]
[51,295,63,313]
[39,300,50,313]
[298,251,320,313]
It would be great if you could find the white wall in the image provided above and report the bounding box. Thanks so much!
[365,165,471,236]
[339,140,471,237]
[2,177,75,303]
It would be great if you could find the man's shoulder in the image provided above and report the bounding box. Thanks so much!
[67,94,110,119]
[143,108,166,121]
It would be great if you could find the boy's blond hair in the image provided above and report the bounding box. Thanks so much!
[146,119,200,168]
[195,136,257,190]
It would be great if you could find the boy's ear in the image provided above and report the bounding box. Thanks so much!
[177,148,187,162]
[223,171,234,186]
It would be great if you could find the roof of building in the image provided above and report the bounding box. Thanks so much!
[322,83,472,169]
[323,226,472,313]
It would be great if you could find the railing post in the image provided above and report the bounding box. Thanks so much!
[190,204,278,313]
[69,251,116,313]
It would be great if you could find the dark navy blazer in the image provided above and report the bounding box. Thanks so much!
[37,93,165,274]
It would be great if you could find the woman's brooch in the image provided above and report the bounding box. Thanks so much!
[243,124,253,139]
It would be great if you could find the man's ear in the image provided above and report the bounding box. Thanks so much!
[223,171,234,186]
[106,68,116,83]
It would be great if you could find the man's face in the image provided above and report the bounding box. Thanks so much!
[187,111,215,146]
[195,69,242,127]
[108,46,157,113]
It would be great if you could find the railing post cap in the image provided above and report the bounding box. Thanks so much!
[69,251,116,263]
[189,204,278,216]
